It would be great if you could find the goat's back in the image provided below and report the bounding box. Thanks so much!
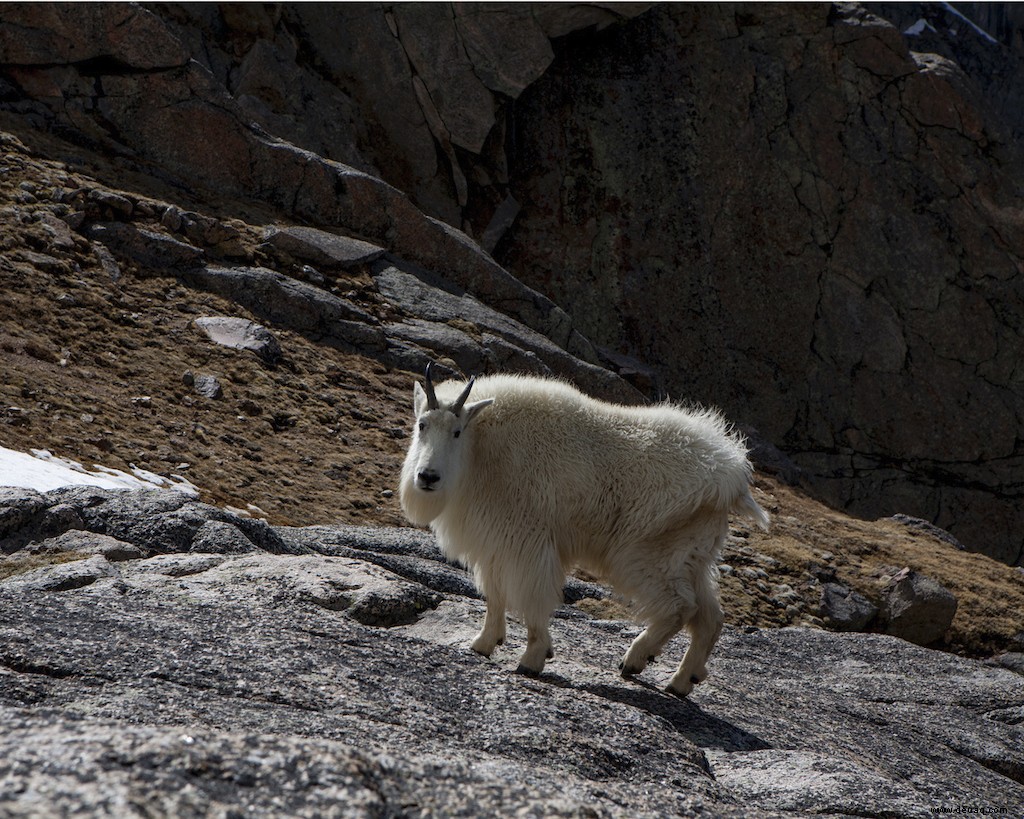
[434,374,753,545]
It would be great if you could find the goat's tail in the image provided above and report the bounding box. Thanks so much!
[732,487,770,531]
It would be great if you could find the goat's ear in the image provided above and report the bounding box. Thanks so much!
[461,397,494,426]
[413,381,429,416]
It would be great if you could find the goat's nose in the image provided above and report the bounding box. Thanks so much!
[417,470,440,487]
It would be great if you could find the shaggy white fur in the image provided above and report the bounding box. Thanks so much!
[399,371,769,697]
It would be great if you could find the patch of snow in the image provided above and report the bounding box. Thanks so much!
[223,503,268,520]
[904,18,936,36]
[0,445,199,495]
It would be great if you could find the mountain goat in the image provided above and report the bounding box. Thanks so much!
[399,364,769,697]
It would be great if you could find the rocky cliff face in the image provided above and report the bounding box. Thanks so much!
[2,3,1020,564]
[498,3,1024,566]
[2,487,1022,817]
[0,2,640,394]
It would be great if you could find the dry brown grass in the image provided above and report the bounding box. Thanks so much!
[0,552,87,582]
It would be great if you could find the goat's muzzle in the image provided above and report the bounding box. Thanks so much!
[416,470,441,491]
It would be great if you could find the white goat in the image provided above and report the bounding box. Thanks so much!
[399,364,769,697]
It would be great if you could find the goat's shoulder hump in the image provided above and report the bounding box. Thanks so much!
[467,373,586,405]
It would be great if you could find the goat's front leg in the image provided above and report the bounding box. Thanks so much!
[470,590,506,657]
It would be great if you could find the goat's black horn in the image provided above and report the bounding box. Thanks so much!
[424,362,439,410]
[451,376,475,415]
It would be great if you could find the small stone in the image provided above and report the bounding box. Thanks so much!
[270,412,297,432]
[37,212,76,249]
[4,407,30,427]
[193,374,223,400]
[300,265,326,285]
[771,583,800,607]
[91,242,121,279]
[992,653,1024,675]
[64,210,86,231]
[237,399,262,417]
[161,206,183,231]
[88,189,133,217]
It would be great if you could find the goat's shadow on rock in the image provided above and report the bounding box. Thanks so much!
[528,671,769,753]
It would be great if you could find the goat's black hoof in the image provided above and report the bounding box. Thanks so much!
[515,664,541,678]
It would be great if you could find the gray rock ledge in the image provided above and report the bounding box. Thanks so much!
[0,487,1021,817]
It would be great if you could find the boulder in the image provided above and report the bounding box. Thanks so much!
[181,267,385,352]
[28,529,144,562]
[263,225,385,269]
[889,514,967,551]
[194,316,282,365]
[0,487,304,558]
[84,222,206,273]
[878,567,959,646]
[373,260,640,403]
[0,487,47,548]
[0,488,1021,816]
[0,552,114,593]
[818,581,878,632]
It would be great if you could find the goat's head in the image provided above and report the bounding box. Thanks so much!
[400,362,493,524]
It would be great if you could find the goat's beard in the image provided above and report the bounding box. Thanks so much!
[398,465,448,526]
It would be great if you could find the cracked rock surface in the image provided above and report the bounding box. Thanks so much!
[0,488,1022,817]
[496,3,1024,566]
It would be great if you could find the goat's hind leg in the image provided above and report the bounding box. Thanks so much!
[620,611,686,677]
[666,584,723,699]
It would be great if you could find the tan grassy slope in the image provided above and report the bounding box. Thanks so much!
[736,480,1024,658]
[0,123,1020,659]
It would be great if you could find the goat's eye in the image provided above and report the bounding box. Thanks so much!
[418,421,425,431]
[453,429,461,438]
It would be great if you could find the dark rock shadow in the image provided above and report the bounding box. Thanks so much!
[530,672,770,753]
[587,680,770,752]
